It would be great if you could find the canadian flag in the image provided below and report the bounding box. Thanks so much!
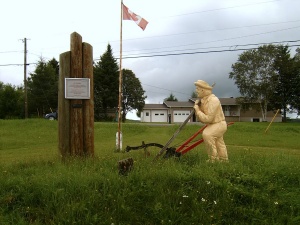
[122,3,148,31]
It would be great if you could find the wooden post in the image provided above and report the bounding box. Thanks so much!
[58,52,71,157]
[70,32,83,156]
[82,42,94,156]
[58,32,94,158]
[265,109,280,133]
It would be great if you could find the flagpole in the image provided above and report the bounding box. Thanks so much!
[117,0,123,151]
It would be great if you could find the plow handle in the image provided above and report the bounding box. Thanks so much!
[153,109,195,161]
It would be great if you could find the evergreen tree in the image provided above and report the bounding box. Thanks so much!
[27,57,58,117]
[48,58,59,76]
[191,91,197,99]
[164,93,178,101]
[269,45,297,122]
[291,48,300,115]
[94,44,119,121]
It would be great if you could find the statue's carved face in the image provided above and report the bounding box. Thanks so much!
[196,86,211,98]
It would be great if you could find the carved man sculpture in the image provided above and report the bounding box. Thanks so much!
[193,80,228,162]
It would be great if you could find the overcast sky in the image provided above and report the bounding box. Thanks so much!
[1,0,300,119]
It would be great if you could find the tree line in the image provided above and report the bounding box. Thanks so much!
[229,45,300,122]
[0,44,300,121]
[0,44,146,121]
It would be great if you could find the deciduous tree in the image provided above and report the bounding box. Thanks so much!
[122,69,146,121]
[229,45,281,121]
[0,82,23,119]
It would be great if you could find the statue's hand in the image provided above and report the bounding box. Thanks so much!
[194,99,200,106]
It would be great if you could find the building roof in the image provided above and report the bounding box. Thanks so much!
[164,101,194,108]
[143,104,168,109]
[219,98,238,105]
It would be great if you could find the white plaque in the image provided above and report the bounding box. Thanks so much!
[65,78,90,99]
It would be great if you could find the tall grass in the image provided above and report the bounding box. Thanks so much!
[0,120,300,224]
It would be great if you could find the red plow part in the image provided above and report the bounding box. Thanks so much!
[175,125,207,155]
[173,122,234,157]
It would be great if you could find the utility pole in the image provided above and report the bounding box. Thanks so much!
[22,38,28,119]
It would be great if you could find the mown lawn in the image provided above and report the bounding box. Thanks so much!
[0,119,299,224]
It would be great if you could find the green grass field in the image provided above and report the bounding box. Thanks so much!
[0,119,300,224]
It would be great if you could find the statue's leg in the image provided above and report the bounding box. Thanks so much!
[216,121,228,162]
[202,125,218,162]
[216,136,228,161]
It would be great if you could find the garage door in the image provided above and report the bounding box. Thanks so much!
[173,110,191,122]
[151,110,167,122]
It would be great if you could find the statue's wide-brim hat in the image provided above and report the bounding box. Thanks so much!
[194,80,213,90]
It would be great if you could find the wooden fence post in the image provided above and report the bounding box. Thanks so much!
[82,42,94,156]
[58,51,70,157]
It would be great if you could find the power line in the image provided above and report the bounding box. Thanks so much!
[0,64,25,66]
[121,39,300,58]
[119,44,300,59]
[0,51,22,54]
[143,83,191,96]
[106,39,300,60]
[0,63,35,67]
